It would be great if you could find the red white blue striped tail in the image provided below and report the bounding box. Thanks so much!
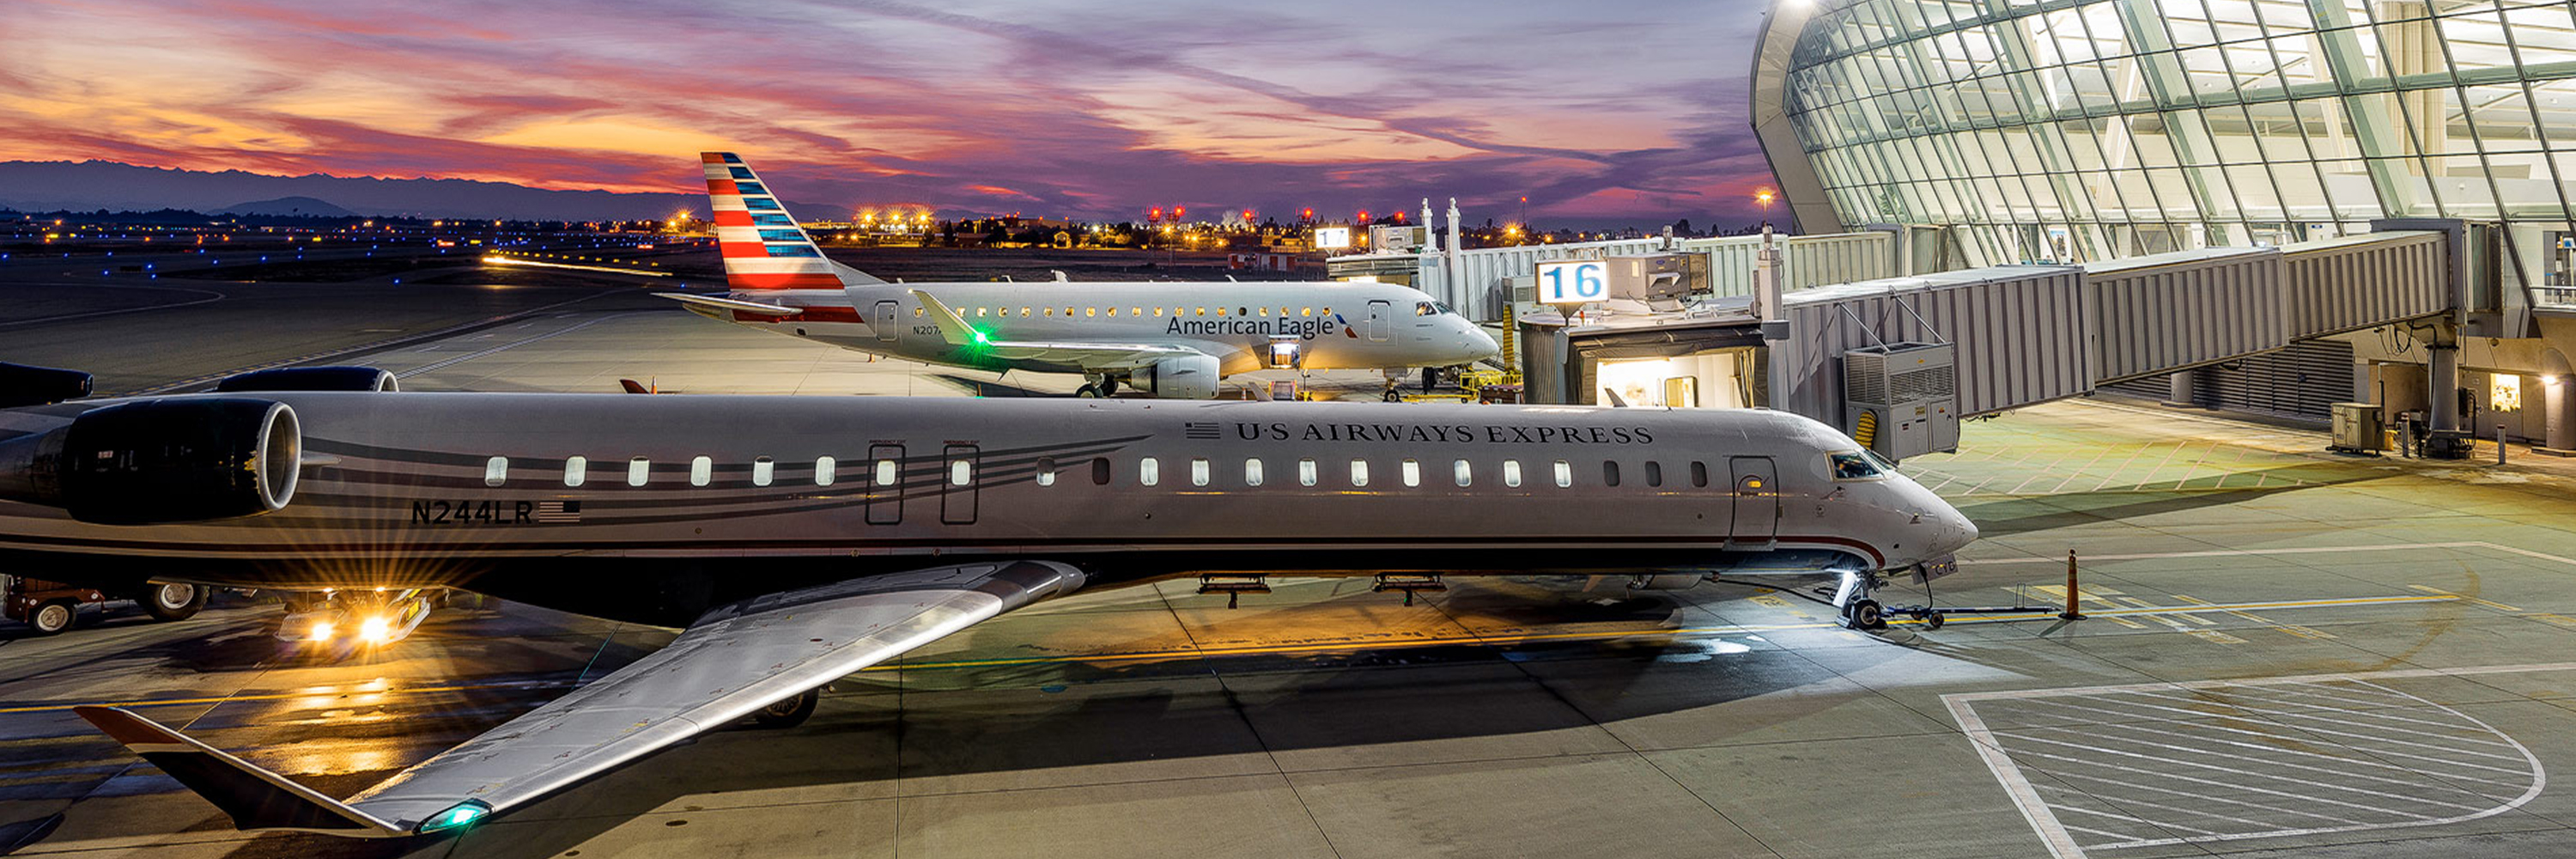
[701,152,845,290]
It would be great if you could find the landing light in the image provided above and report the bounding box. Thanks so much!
[359,616,392,643]
[308,621,335,642]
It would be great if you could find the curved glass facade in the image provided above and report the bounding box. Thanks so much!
[1776,0,2576,300]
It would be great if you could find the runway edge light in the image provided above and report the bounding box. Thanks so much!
[420,801,491,833]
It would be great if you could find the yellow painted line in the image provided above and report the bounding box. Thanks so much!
[0,679,571,716]
[2408,584,2522,612]
[3,594,2466,716]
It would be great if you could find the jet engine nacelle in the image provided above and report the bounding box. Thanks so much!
[1134,354,1220,399]
[0,398,301,525]
[0,362,93,408]
[216,366,398,393]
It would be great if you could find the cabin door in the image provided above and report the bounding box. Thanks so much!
[873,301,900,342]
[1728,456,1777,547]
[1364,300,1391,342]
[940,444,979,525]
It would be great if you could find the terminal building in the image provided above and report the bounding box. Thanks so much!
[1340,0,2576,460]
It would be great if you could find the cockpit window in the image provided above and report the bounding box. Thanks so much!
[1829,452,1883,480]
[1862,449,1899,473]
[1416,301,1457,316]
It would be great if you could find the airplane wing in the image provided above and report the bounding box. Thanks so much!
[76,560,1086,838]
[652,291,801,316]
[908,289,1206,370]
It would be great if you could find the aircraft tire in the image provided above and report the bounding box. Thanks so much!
[28,600,76,636]
[753,688,819,729]
[1846,600,1886,631]
[142,583,207,622]
[1098,376,1119,397]
[1075,384,1100,399]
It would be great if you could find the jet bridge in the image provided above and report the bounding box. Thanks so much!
[1764,229,2453,454]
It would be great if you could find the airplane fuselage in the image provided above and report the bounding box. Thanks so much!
[0,393,1971,626]
[700,281,1496,377]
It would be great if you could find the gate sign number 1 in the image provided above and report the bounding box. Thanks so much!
[1538,259,1607,304]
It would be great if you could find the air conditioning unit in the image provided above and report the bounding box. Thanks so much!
[1843,342,1958,460]
[2330,401,2384,452]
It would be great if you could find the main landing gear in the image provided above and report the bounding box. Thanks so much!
[1076,375,1121,398]
[752,688,820,728]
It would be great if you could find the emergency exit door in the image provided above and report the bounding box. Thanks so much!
[866,443,904,525]
[873,301,900,342]
[1364,300,1391,342]
[1728,456,1777,546]
[941,444,978,525]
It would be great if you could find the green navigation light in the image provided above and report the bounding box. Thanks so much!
[420,801,491,833]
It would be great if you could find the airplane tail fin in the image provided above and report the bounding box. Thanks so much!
[74,706,414,838]
[697,152,885,289]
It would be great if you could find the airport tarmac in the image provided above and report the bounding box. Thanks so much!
[15,297,2576,857]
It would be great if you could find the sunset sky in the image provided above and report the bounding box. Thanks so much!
[0,0,1780,228]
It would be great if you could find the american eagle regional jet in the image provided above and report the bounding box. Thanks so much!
[0,362,1974,838]
[660,153,1498,398]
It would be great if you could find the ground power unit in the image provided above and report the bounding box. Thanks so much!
[1843,342,1959,460]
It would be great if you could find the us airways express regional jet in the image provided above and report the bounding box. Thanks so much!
[661,152,1498,398]
[0,367,1972,838]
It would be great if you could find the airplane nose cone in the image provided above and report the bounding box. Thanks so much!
[1937,505,1978,555]
[1462,326,1500,362]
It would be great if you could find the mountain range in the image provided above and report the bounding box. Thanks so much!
[0,161,813,221]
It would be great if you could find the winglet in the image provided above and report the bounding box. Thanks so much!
[907,289,987,347]
[74,706,414,838]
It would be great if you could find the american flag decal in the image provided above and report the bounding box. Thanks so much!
[536,501,582,523]
[1183,422,1220,440]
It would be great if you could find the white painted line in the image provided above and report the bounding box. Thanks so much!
[1946,694,2090,859]
[2009,694,2533,767]
[2002,731,2494,807]
[2024,718,2523,788]
[1947,663,2561,858]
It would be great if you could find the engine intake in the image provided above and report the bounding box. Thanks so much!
[0,398,301,524]
[1135,354,1220,399]
[0,362,93,407]
[216,366,398,393]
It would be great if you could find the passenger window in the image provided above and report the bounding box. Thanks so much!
[950,459,972,485]
[1829,452,1882,480]
[1401,459,1421,487]
[1195,307,1206,316]
[1107,307,1118,317]
[1086,307,1097,318]
[563,455,586,487]
[1645,461,1663,487]
[1553,460,1572,488]
[1244,459,1264,486]
[753,456,774,487]
[628,457,650,487]
[1190,457,1210,486]
[1691,461,1708,488]
[816,455,837,486]
[1452,459,1472,487]
[483,456,508,487]
[1091,457,1111,485]
[874,458,896,485]
[1350,459,1370,487]
[690,455,712,487]
[1140,457,1160,486]
[1298,458,1317,486]
[1036,457,1057,487]
[1503,460,1522,488]
[1132,307,1143,317]
[1020,307,1030,317]
[1602,461,1621,487]
[1153,307,1165,317]
[1301,307,1313,317]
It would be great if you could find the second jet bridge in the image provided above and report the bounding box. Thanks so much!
[1766,228,2451,454]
